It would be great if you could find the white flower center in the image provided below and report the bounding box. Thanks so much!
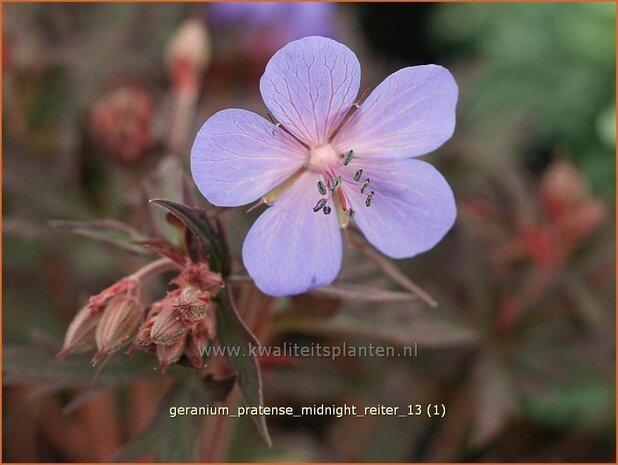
[307,143,340,173]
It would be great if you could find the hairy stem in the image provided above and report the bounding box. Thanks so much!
[127,258,181,283]
[349,231,438,308]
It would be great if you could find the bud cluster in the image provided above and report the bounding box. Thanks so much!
[57,263,222,374]
[57,278,143,363]
[131,286,217,373]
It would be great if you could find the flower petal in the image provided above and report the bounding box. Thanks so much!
[242,171,342,296]
[343,159,456,258]
[191,109,307,207]
[335,65,458,159]
[260,36,361,148]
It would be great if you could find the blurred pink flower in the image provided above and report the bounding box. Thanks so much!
[207,2,336,55]
[89,79,154,166]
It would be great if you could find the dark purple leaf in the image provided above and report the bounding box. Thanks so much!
[49,219,152,256]
[216,287,272,446]
[150,199,229,276]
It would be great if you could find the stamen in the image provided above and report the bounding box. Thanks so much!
[245,199,265,213]
[262,169,304,206]
[317,180,327,195]
[354,169,363,182]
[313,198,327,212]
[346,208,356,218]
[330,175,342,192]
[267,112,310,149]
[328,88,370,142]
[365,191,375,207]
[360,179,370,194]
[336,189,348,212]
[343,149,354,166]
[333,191,349,228]
[323,206,332,215]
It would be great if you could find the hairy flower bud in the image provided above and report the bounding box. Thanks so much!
[93,296,143,364]
[157,337,186,374]
[56,306,103,359]
[174,287,212,322]
[127,301,164,355]
[172,263,223,294]
[184,318,216,369]
[149,303,187,346]
[86,278,138,313]
[135,287,218,372]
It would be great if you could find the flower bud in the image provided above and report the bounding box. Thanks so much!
[149,303,187,346]
[184,335,207,370]
[127,301,165,355]
[172,263,223,294]
[175,287,212,322]
[184,319,216,369]
[93,296,143,364]
[157,337,186,374]
[539,160,586,221]
[165,18,211,91]
[86,278,138,313]
[198,311,217,341]
[56,306,103,360]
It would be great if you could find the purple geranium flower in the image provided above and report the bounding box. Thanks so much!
[191,36,458,297]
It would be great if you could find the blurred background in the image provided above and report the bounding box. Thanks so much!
[3,2,616,462]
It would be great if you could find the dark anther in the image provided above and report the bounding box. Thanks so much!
[317,181,327,195]
[330,175,342,192]
[343,149,354,166]
[313,198,328,212]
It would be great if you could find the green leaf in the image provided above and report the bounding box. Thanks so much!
[150,199,229,276]
[216,288,272,446]
[520,375,614,431]
[115,374,236,461]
